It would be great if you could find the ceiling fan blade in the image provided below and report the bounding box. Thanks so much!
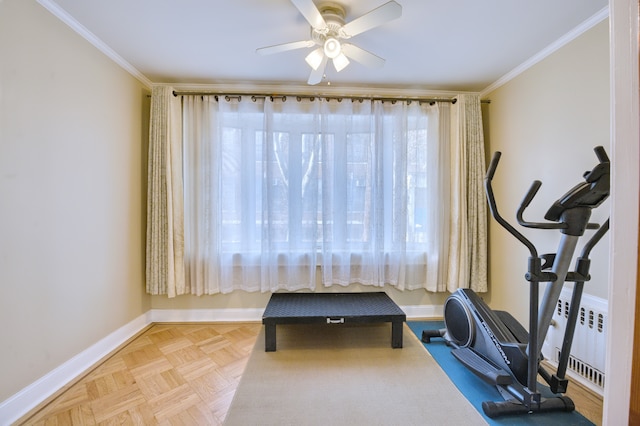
[340,1,402,37]
[308,55,328,85]
[256,40,315,55]
[341,44,385,68]
[291,0,326,29]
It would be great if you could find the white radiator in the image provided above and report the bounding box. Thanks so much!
[542,288,607,395]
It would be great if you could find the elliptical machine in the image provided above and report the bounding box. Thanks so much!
[422,146,610,418]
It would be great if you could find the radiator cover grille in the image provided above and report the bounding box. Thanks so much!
[542,288,607,395]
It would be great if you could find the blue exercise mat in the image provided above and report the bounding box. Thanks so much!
[407,321,595,426]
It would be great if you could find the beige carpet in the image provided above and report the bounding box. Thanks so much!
[224,322,487,426]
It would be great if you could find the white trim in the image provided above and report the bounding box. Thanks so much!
[0,305,442,424]
[480,6,609,97]
[147,305,443,323]
[148,308,265,323]
[604,0,639,424]
[35,0,153,88]
[0,312,152,426]
[401,304,444,319]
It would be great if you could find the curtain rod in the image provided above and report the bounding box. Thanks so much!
[171,90,491,105]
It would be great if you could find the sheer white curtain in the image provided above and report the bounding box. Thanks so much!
[424,101,453,292]
[146,90,487,296]
[179,95,452,294]
[183,96,322,294]
[319,100,449,290]
[182,95,219,295]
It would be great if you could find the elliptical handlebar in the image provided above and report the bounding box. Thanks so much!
[485,146,610,259]
[484,152,538,258]
[489,147,609,236]
[516,181,567,230]
[594,145,609,164]
[542,146,610,228]
[485,151,501,181]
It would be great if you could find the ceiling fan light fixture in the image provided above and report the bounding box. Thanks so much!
[323,37,341,59]
[257,1,403,85]
[332,52,350,72]
[305,47,324,70]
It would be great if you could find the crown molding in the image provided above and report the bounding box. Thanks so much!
[480,6,609,97]
[36,0,153,88]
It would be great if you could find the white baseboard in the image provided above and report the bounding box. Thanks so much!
[401,304,443,319]
[148,305,442,323]
[0,312,152,426]
[0,304,441,424]
[149,308,265,323]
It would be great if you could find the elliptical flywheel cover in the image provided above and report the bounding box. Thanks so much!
[443,294,475,347]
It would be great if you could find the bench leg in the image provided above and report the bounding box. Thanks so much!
[265,323,276,352]
[391,321,403,348]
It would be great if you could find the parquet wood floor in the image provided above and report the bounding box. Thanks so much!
[19,323,261,426]
[17,322,603,425]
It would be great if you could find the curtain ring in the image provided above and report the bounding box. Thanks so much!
[251,95,257,102]
[282,96,287,102]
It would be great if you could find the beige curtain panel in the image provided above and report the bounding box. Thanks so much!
[146,86,185,296]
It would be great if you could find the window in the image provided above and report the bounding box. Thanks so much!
[214,106,429,253]
[182,96,448,292]
[148,87,487,297]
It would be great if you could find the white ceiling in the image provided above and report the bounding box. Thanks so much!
[43,0,608,93]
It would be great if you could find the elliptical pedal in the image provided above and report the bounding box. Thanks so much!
[482,395,575,418]
[451,347,513,386]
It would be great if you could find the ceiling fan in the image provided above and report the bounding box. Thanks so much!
[256,0,402,85]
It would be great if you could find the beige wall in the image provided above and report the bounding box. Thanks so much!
[0,0,150,401]
[484,20,610,325]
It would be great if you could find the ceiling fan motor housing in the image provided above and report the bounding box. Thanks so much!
[311,3,348,45]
